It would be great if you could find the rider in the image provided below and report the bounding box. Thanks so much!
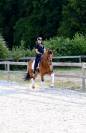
[34,37,45,73]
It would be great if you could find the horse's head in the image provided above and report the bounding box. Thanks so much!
[45,49,53,64]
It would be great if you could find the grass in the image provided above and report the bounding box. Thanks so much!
[0,67,85,90]
[54,67,82,74]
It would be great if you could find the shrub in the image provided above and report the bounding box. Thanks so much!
[9,41,35,61]
[45,36,72,56]
[71,33,86,55]
[24,49,35,57]
[45,33,86,56]
[0,35,9,59]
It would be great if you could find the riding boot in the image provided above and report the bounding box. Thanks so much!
[33,67,37,74]
[33,70,36,74]
[34,63,38,74]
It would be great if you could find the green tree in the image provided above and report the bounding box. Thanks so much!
[0,0,19,48]
[58,0,86,37]
[13,0,64,48]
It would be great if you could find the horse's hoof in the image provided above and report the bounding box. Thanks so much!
[50,84,54,88]
[32,86,35,89]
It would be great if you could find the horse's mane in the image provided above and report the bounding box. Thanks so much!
[40,50,52,67]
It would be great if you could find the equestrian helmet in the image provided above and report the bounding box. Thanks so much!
[37,37,42,41]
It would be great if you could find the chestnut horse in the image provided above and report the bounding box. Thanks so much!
[25,49,54,88]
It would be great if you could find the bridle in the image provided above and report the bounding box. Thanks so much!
[47,51,53,65]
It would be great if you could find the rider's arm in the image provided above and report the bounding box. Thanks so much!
[35,48,42,54]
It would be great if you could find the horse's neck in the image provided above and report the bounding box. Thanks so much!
[41,53,48,61]
[41,54,48,65]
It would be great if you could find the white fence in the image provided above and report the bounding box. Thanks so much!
[1,55,86,62]
[15,55,86,62]
[0,61,86,90]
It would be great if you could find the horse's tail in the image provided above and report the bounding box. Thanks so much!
[24,60,33,80]
[25,71,31,80]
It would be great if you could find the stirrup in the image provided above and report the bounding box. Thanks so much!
[33,69,37,74]
[33,70,36,74]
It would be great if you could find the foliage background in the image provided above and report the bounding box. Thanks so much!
[0,0,86,59]
[45,33,86,56]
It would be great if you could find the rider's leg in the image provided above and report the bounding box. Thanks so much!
[34,57,40,73]
[34,59,38,73]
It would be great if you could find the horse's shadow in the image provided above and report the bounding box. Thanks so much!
[0,87,32,96]
[0,88,18,96]
[0,85,58,96]
[0,80,59,96]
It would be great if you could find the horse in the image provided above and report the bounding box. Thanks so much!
[25,49,54,89]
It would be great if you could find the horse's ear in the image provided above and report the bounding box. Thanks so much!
[49,50,53,55]
[45,49,53,54]
[46,48,49,52]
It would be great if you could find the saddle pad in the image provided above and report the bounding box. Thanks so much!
[32,60,39,70]
[32,60,35,70]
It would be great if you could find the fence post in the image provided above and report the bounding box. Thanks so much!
[82,63,85,91]
[79,56,81,63]
[5,62,7,71]
[27,62,28,72]
[7,61,10,81]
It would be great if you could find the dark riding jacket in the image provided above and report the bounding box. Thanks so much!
[35,43,44,56]
[34,43,44,71]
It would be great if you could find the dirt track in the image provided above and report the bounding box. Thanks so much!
[0,81,86,133]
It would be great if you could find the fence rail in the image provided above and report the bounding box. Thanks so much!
[0,61,86,90]
[0,61,84,67]
[53,62,82,67]
[1,55,86,62]
[19,55,86,62]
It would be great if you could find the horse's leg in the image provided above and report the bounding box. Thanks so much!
[31,78,35,89]
[40,75,44,89]
[50,73,55,87]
